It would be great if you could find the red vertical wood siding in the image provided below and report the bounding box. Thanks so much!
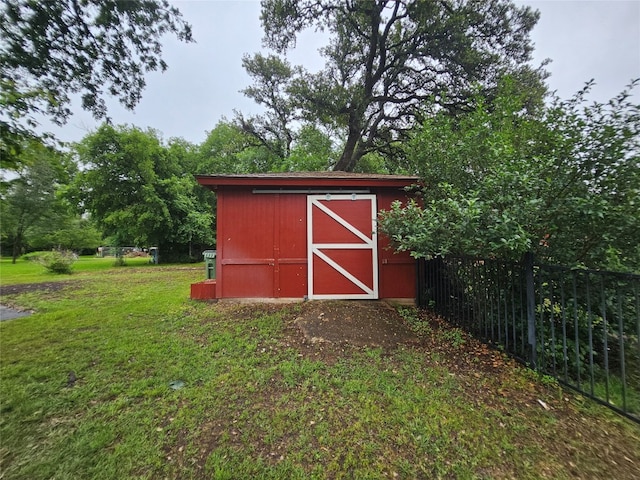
[276,193,307,297]
[214,185,415,300]
[216,188,307,298]
[375,190,416,299]
[217,188,275,297]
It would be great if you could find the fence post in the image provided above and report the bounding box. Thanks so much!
[416,258,425,308]
[524,252,537,369]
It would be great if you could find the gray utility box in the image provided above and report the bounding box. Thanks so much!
[203,250,217,279]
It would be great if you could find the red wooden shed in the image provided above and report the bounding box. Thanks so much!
[191,172,418,302]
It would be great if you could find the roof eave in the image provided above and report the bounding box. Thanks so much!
[195,174,420,190]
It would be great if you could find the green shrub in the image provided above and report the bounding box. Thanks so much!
[37,250,77,274]
[113,256,127,267]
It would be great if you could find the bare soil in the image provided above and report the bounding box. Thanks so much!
[294,300,419,348]
[0,281,77,296]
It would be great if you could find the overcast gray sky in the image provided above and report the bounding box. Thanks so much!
[48,0,640,145]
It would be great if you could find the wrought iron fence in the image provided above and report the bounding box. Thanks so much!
[417,254,640,423]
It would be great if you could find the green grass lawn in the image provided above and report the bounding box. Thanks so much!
[1,261,639,479]
[0,255,156,285]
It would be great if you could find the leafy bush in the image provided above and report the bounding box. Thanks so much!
[379,80,640,272]
[36,250,77,274]
[113,256,127,267]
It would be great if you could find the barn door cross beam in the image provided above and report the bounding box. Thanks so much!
[307,194,379,300]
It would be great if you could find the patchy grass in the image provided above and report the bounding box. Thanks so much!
[1,267,639,479]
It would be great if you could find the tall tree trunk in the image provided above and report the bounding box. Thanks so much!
[335,137,366,172]
[334,144,356,172]
[12,231,23,264]
[334,113,362,172]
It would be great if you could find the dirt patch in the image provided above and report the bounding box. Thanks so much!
[0,281,77,296]
[294,300,419,348]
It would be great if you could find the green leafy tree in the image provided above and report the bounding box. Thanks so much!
[198,120,264,174]
[236,54,300,160]
[244,0,545,171]
[199,119,340,173]
[158,174,215,258]
[0,0,193,168]
[235,54,341,171]
[29,216,102,254]
[0,142,75,262]
[379,80,640,271]
[198,119,322,173]
[276,124,338,171]
[74,125,213,260]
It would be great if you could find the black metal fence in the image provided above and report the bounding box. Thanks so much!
[417,254,640,423]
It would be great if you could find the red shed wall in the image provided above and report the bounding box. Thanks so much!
[376,191,416,299]
[215,187,414,300]
[216,188,307,298]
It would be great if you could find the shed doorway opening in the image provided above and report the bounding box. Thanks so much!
[307,194,379,300]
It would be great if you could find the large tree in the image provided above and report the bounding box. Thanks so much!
[245,0,545,171]
[234,54,341,171]
[0,0,192,168]
[198,119,337,173]
[0,142,75,262]
[28,215,102,254]
[74,125,214,259]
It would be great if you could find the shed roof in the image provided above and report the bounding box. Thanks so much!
[196,172,419,189]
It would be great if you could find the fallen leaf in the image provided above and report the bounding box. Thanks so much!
[537,399,550,411]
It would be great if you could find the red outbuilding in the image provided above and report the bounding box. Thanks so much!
[191,172,418,303]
